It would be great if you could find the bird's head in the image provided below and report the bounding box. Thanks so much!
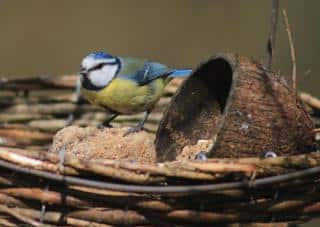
[80,51,120,89]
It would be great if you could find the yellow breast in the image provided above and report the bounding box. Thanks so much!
[81,78,166,114]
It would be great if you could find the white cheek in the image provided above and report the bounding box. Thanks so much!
[88,65,118,87]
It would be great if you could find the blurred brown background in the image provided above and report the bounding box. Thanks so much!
[0,0,319,96]
[0,1,319,226]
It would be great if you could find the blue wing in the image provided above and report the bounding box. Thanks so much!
[169,69,192,77]
[117,57,173,85]
[117,57,191,86]
[132,62,175,86]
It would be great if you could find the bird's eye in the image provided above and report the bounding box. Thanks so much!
[89,63,106,72]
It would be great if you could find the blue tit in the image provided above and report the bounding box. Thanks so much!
[79,51,192,135]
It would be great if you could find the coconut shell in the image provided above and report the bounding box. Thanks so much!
[155,53,316,161]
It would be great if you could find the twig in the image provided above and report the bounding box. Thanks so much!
[282,9,297,92]
[0,216,16,227]
[311,128,320,134]
[266,0,280,70]
[3,207,113,227]
[165,209,306,224]
[300,92,320,110]
[0,204,53,227]
[0,188,92,207]
[5,146,320,184]
[69,208,147,225]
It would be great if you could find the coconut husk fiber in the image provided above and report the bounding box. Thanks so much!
[50,126,207,163]
[50,126,156,164]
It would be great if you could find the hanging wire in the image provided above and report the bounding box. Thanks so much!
[0,159,319,194]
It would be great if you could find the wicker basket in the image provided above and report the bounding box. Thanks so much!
[0,54,320,226]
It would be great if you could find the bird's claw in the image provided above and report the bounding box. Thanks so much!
[123,126,143,136]
[96,125,105,129]
[97,123,113,129]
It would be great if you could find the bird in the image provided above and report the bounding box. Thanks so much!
[79,51,192,135]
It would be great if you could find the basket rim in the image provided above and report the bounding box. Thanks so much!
[0,158,320,194]
[0,146,320,194]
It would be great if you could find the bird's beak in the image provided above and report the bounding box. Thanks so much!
[79,70,87,76]
[79,69,88,83]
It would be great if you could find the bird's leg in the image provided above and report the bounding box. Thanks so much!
[103,114,118,127]
[97,114,118,129]
[123,111,150,136]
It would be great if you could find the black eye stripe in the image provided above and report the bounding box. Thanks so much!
[88,63,107,72]
[88,61,119,73]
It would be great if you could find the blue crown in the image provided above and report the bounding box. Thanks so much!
[89,51,113,60]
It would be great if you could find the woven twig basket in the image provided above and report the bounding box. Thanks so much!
[0,54,320,226]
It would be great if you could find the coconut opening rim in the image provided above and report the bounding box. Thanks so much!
[155,54,237,162]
